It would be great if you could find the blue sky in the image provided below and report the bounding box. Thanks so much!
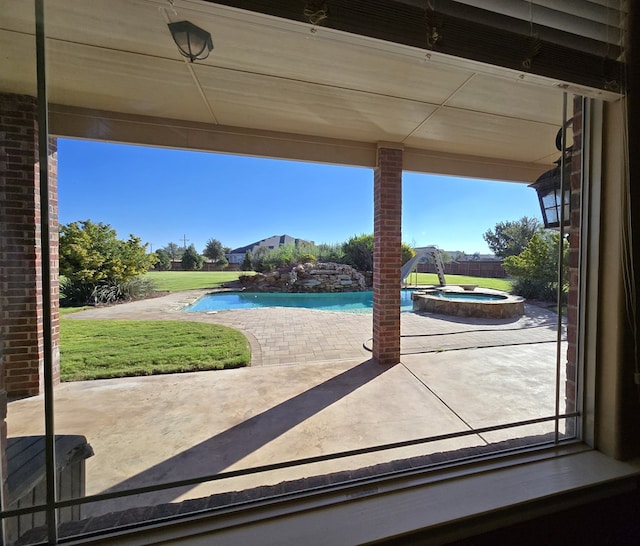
[57,138,542,254]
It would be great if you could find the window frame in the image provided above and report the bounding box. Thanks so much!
[3,1,639,543]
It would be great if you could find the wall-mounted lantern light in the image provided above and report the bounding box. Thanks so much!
[168,21,213,62]
[529,124,572,229]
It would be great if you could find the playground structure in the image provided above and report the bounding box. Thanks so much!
[401,246,446,286]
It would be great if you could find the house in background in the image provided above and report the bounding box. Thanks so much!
[456,252,502,262]
[226,234,314,264]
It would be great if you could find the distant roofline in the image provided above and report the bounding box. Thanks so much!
[228,234,313,254]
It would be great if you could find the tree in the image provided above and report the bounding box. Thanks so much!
[162,242,183,260]
[203,238,225,262]
[59,220,157,305]
[503,231,568,301]
[483,216,542,258]
[181,244,204,270]
[242,250,254,271]
[341,234,414,271]
[60,220,155,284]
[155,248,172,271]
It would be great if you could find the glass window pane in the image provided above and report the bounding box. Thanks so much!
[546,206,559,225]
[0,0,589,541]
[542,192,558,209]
[3,510,47,546]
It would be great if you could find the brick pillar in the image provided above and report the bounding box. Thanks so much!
[0,93,60,399]
[373,144,403,365]
[565,96,584,422]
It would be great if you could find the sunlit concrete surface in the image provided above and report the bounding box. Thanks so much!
[7,291,566,518]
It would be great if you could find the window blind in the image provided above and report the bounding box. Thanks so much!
[392,0,627,91]
[449,0,626,56]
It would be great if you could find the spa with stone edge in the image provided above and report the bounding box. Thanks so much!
[411,286,525,319]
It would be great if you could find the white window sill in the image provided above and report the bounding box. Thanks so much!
[75,446,639,545]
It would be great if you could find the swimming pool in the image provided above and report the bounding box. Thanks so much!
[184,290,416,314]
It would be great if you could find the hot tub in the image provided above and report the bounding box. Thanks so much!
[412,287,524,319]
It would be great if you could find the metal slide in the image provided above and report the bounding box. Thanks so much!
[401,246,446,286]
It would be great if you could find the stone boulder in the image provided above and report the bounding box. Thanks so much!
[239,262,366,293]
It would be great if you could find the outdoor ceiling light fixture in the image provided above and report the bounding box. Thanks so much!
[168,21,213,62]
[529,123,573,229]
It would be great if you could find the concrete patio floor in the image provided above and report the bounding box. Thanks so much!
[7,291,566,519]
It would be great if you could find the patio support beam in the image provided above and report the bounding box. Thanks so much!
[48,105,548,183]
[373,143,403,365]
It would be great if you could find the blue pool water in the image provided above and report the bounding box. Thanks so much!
[184,290,416,314]
[429,291,505,301]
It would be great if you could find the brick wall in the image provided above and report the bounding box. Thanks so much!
[0,93,60,398]
[48,138,60,388]
[373,145,403,365]
[565,96,583,419]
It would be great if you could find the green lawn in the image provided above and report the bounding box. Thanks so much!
[60,319,250,381]
[405,273,513,292]
[59,306,91,316]
[59,270,509,382]
[145,270,511,293]
[144,271,252,292]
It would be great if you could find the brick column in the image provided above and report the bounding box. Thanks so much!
[565,96,584,422]
[0,93,60,399]
[373,144,403,365]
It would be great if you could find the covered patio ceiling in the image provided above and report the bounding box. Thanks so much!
[0,0,619,180]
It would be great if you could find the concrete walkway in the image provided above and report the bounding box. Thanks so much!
[7,291,566,519]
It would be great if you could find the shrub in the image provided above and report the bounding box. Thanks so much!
[252,243,317,272]
[59,220,157,305]
[61,277,157,306]
[60,220,157,284]
[250,247,271,272]
[503,231,568,302]
[235,237,414,274]
[114,277,157,300]
[60,278,96,306]
[342,234,374,271]
[510,278,558,302]
[242,250,254,271]
[315,243,345,263]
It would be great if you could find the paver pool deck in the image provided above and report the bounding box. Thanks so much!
[8,289,567,519]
